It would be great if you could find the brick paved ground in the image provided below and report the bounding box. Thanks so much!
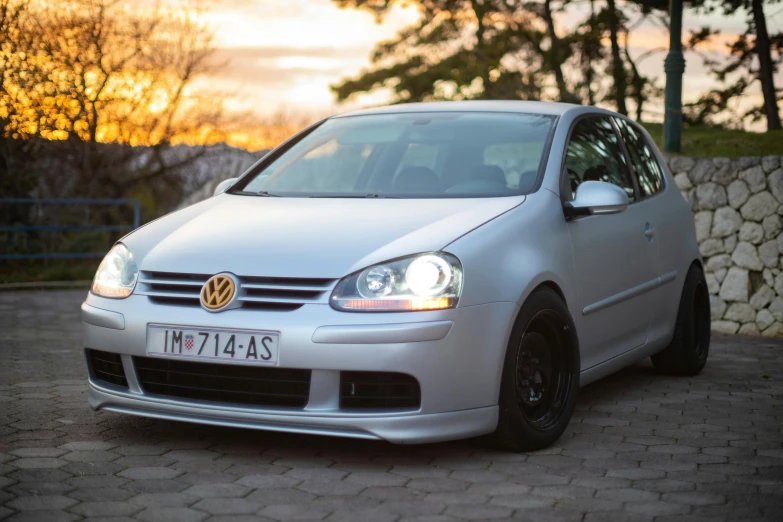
[0,290,781,522]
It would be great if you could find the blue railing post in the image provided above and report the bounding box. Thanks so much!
[0,198,142,261]
[132,200,141,229]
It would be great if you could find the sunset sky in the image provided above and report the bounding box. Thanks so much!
[190,0,781,123]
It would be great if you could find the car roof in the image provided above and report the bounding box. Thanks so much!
[331,100,586,119]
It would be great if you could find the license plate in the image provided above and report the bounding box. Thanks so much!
[147,325,279,365]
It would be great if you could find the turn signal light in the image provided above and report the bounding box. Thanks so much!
[339,297,452,311]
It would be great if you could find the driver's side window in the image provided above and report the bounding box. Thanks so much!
[565,117,635,202]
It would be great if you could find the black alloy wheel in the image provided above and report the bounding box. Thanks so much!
[514,310,574,431]
[651,264,711,376]
[488,287,580,451]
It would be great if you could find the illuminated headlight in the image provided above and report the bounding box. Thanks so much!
[91,244,139,299]
[331,253,462,312]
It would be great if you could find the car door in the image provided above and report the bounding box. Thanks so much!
[564,116,661,370]
[614,117,674,343]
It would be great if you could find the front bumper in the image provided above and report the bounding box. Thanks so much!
[82,294,517,443]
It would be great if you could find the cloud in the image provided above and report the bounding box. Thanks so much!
[205,46,367,87]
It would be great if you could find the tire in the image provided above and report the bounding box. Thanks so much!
[486,287,580,452]
[651,264,711,376]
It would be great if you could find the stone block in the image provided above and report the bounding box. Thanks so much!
[775,273,783,295]
[756,309,775,330]
[700,239,724,256]
[738,222,764,244]
[719,267,749,302]
[724,303,755,323]
[705,273,719,295]
[731,242,764,270]
[762,322,783,337]
[709,296,726,320]
[727,179,750,209]
[738,323,760,336]
[689,159,715,184]
[694,211,713,242]
[737,156,759,170]
[696,183,727,210]
[711,320,739,334]
[758,240,779,268]
[740,192,778,221]
[669,156,695,173]
[761,156,780,173]
[712,162,735,185]
[768,168,783,202]
[724,234,737,253]
[769,296,783,322]
[749,285,775,310]
[762,214,782,239]
[705,254,731,273]
[711,207,742,238]
[739,165,767,193]
[675,173,692,190]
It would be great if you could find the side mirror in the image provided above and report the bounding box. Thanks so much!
[213,178,237,196]
[564,180,629,218]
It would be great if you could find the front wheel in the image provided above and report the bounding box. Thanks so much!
[487,287,580,452]
[651,264,711,376]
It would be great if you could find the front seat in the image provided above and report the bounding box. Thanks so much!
[468,165,506,186]
[394,166,441,194]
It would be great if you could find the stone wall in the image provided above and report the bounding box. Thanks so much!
[665,155,783,336]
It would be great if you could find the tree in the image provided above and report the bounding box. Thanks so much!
[604,0,628,114]
[687,0,782,130]
[1,0,231,211]
[330,0,673,115]
[331,0,548,103]
[747,0,781,130]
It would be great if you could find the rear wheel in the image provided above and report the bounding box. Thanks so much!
[651,264,711,376]
[487,287,580,451]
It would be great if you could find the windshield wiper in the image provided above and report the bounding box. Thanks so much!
[256,191,281,197]
[309,194,387,198]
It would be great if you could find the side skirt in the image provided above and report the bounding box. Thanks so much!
[579,335,670,387]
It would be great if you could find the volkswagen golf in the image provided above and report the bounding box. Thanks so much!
[82,101,710,450]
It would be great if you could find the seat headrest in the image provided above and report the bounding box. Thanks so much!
[394,166,441,194]
[583,165,608,182]
[469,165,506,185]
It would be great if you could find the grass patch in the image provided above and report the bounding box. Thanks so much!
[642,123,783,157]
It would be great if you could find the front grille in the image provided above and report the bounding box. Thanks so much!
[133,356,311,408]
[340,371,421,410]
[87,349,128,388]
[136,271,336,310]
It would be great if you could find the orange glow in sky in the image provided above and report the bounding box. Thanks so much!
[182,0,780,130]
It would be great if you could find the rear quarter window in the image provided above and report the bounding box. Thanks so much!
[617,119,664,197]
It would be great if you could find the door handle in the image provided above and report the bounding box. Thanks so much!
[644,223,655,239]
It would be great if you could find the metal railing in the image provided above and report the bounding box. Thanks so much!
[0,198,140,260]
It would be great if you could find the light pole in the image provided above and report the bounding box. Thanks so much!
[663,0,685,153]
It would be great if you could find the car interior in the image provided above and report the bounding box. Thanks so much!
[246,113,556,197]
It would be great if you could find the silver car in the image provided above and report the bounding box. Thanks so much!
[82,101,710,450]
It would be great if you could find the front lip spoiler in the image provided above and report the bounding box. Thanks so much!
[88,380,498,444]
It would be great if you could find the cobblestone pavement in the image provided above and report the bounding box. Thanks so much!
[1,290,782,522]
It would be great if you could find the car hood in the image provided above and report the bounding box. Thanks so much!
[124,193,525,278]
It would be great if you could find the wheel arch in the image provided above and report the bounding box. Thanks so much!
[536,280,567,305]
[492,278,577,404]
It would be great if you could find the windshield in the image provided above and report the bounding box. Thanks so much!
[235,112,557,198]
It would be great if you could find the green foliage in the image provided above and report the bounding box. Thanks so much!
[331,1,549,103]
[333,0,781,132]
[685,0,782,130]
[643,123,783,157]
